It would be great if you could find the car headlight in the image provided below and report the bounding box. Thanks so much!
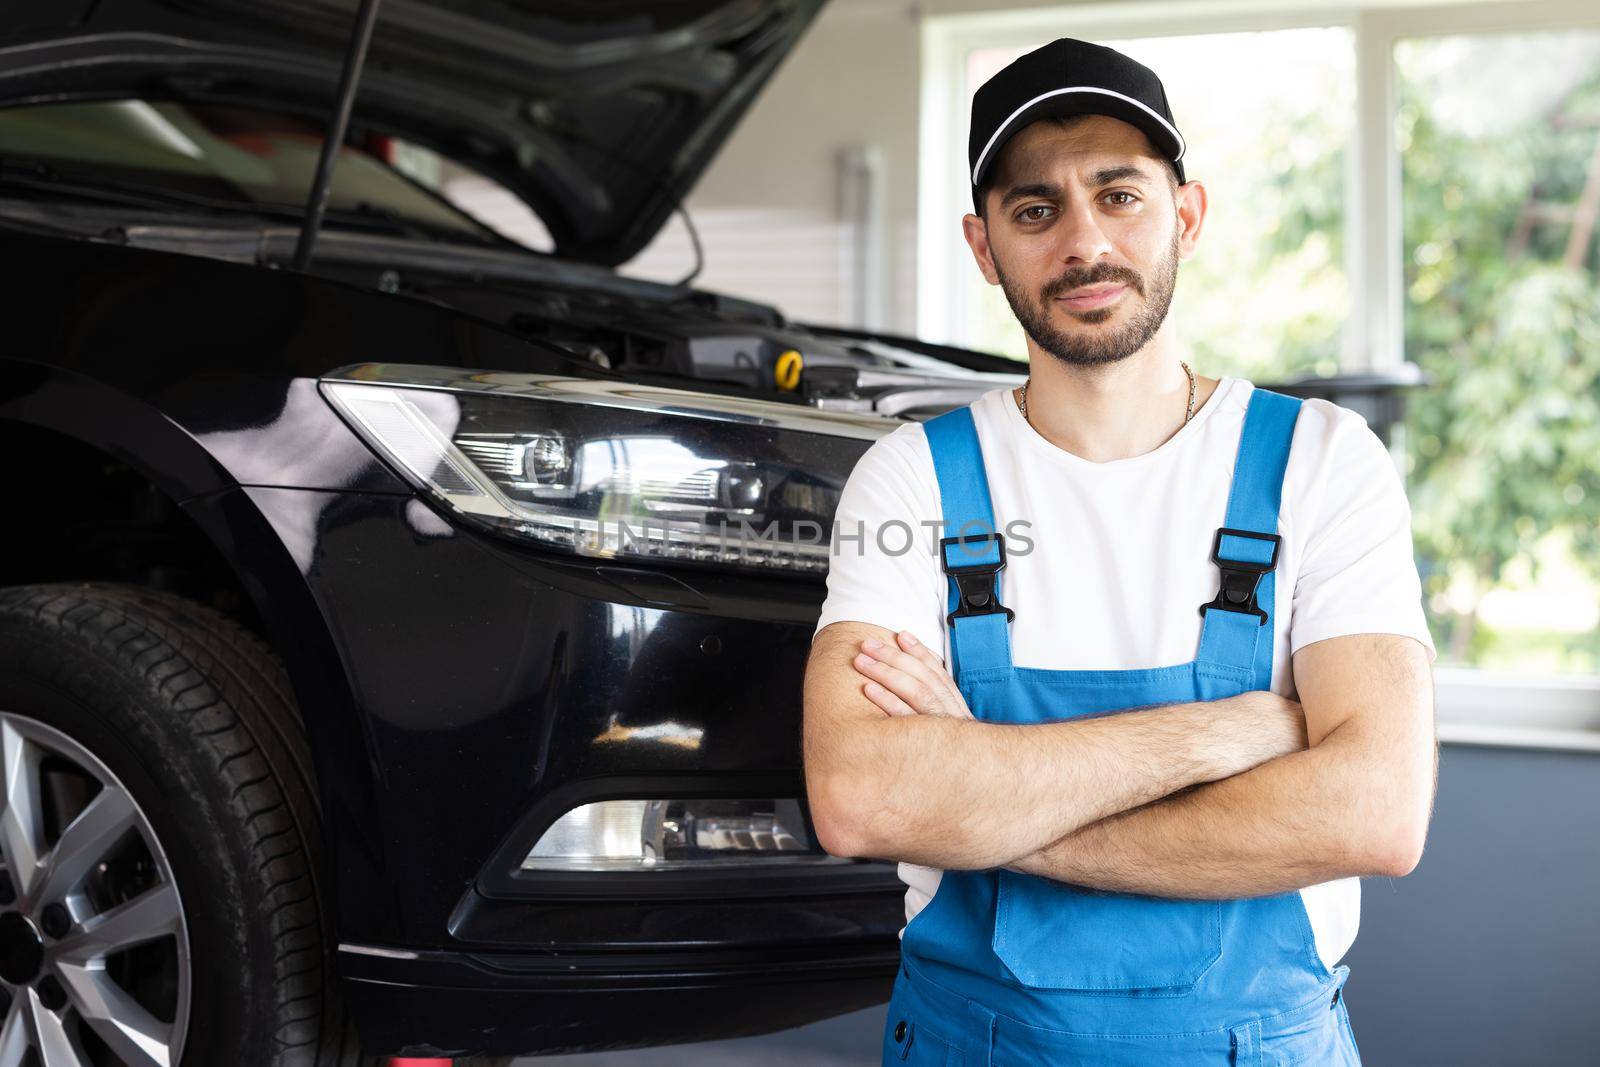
[321,364,884,574]
[521,798,846,871]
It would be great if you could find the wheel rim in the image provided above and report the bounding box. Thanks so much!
[0,712,191,1067]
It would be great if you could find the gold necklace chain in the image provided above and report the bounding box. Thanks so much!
[1018,360,1196,429]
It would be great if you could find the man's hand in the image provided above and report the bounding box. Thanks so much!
[850,630,973,719]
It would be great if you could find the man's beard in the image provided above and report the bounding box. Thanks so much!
[994,224,1181,367]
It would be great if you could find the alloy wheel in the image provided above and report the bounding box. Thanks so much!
[0,712,190,1067]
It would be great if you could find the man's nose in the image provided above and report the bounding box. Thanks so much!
[1050,196,1116,265]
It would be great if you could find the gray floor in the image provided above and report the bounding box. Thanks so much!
[514,1006,886,1065]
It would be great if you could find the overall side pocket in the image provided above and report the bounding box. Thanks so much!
[992,869,1223,992]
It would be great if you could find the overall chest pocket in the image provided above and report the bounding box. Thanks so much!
[992,871,1223,992]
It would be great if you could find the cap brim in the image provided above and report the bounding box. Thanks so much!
[971,87,1186,187]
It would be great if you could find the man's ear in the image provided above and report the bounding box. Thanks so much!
[1175,178,1207,262]
[962,209,1001,286]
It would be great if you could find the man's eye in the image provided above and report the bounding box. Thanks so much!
[1017,205,1053,222]
[1104,191,1138,206]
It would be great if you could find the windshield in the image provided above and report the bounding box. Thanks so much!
[0,99,501,241]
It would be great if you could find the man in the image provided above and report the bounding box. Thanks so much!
[802,37,1437,1066]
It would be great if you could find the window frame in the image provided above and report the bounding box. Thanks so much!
[918,0,1600,750]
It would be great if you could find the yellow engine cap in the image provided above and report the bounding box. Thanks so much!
[774,349,803,391]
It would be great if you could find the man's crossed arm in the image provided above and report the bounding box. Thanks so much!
[802,620,1307,869]
[801,621,1437,896]
[1005,629,1437,897]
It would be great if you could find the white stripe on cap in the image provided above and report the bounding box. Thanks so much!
[971,85,1188,185]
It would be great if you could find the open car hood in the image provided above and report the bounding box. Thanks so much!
[0,0,825,266]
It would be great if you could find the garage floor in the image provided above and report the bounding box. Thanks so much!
[517,1006,885,1065]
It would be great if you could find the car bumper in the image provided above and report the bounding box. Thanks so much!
[338,940,901,1057]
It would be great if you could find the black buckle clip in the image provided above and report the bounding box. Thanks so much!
[1198,527,1281,626]
[939,532,1015,628]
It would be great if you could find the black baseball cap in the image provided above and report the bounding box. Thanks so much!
[968,38,1187,213]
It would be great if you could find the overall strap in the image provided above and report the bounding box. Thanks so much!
[922,406,1014,679]
[1196,387,1303,688]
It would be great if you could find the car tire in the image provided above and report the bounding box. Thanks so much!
[0,582,515,1067]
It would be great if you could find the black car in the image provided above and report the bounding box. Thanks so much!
[0,1,1056,1063]
[0,3,1424,1064]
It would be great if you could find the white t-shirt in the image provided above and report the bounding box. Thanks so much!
[811,375,1437,973]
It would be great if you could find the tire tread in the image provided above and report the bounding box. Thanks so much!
[0,583,357,1065]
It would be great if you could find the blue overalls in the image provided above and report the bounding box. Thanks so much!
[883,387,1362,1066]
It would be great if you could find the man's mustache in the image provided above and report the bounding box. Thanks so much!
[1041,268,1143,300]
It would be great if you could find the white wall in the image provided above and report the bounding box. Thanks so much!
[622,0,926,332]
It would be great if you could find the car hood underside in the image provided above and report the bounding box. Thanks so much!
[0,0,825,266]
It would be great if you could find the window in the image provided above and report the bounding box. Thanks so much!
[0,99,500,243]
[922,0,1600,739]
[386,139,554,252]
[0,98,554,250]
[1396,28,1600,674]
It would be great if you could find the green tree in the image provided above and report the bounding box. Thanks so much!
[1397,37,1600,669]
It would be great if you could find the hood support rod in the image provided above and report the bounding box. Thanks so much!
[293,0,383,272]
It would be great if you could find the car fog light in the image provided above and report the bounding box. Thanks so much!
[520,798,848,871]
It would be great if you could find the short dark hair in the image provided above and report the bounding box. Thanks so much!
[973,115,1182,218]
